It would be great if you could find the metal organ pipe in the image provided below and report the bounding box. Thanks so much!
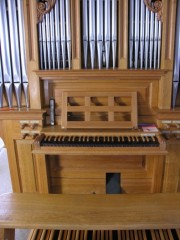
[140,0,145,69]
[60,0,66,69]
[112,0,117,69]
[0,0,28,108]
[129,0,162,70]
[0,0,13,108]
[105,0,111,69]
[97,0,104,69]
[134,0,140,69]
[50,8,56,70]
[38,0,72,70]
[89,0,96,69]
[129,0,134,69]
[82,0,118,69]
[17,0,29,108]
[83,0,88,69]
[54,0,61,69]
[65,0,71,69]
[7,0,22,108]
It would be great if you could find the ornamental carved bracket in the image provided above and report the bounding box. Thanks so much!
[37,0,57,23]
[144,0,163,21]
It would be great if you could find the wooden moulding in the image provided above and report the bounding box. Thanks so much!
[0,109,46,120]
[61,91,137,129]
[34,69,167,80]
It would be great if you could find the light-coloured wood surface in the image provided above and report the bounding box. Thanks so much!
[61,91,137,129]
[0,193,179,230]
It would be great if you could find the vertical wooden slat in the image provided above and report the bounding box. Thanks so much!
[85,97,91,122]
[109,230,113,240]
[71,0,81,69]
[84,230,88,240]
[66,230,72,240]
[175,229,180,239]
[75,230,80,240]
[58,230,64,240]
[49,230,55,240]
[161,0,177,69]
[117,230,121,240]
[108,97,114,122]
[39,229,47,240]
[92,230,96,240]
[36,229,43,240]
[15,140,37,192]
[142,230,147,240]
[105,230,109,240]
[150,230,157,240]
[118,0,128,68]
[151,155,165,193]
[100,230,104,240]
[34,154,49,193]
[44,230,51,240]
[23,0,41,109]
[134,230,139,240]
[167,229,174,240]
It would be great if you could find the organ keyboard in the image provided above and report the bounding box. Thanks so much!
[33,129,166,155]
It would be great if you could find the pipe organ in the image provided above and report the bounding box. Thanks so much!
[0,0,180,238]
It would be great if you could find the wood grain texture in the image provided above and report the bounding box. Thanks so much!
[0,193,179,230]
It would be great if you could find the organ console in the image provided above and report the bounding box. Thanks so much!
[0,0,180,239]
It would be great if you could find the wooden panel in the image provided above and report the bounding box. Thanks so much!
[161,0,177,69]
[34,154,49,193]
[45,155,161,194]
[50,177,152,194]
[163,143,180,192]
[0,193,179,230]
[15,140,37,192]
[151,155,165,193]
[47,155,145,179]
[0,229,15,240]
[2,120,22,192]
[51,178,105,194]
[121,178,152,194]
[35,70,163,115]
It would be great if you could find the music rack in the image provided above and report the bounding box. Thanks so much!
[61,91,138,129]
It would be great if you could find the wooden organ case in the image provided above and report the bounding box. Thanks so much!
[0,0,180,239]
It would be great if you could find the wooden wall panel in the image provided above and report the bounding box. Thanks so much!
[45,154,163,194]
[15,140,37,192]
[161,0,177,69]
[35,71,165,126]
[3,120,22,192]
[163,143,180,192]
[23,0,41,109]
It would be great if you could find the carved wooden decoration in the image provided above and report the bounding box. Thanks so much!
[37,0,57,22]
[144,0,163,21]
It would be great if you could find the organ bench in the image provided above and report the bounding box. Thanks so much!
[0,193,179,240]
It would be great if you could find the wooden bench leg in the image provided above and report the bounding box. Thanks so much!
[0,229,15,240]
